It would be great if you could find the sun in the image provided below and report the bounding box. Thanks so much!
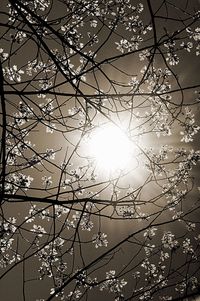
[89,124,133,172]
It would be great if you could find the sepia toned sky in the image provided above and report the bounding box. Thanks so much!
[1,0,200,300]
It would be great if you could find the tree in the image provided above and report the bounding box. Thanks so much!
[0,0,200,300]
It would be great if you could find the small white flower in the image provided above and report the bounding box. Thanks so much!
[92,232,108,248]
[90,19,98,28]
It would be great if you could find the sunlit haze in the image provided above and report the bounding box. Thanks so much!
[1,0,200,300]
[89,124,133,171]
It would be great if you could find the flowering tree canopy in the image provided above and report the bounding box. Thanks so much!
[0,0,200,300]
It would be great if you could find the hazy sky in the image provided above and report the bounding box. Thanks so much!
[1,0,200,300]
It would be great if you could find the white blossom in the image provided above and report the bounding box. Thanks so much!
[92,232,108,248]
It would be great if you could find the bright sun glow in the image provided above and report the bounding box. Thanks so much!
[89,124,133,171]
